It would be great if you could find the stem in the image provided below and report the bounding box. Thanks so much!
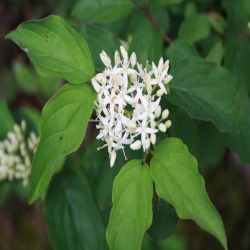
[135,3,172,45]
[142,152,147,164]
[142,148,153,164]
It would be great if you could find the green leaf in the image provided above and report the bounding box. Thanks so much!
[198,122,225,167]
[184,2,197,18]
[13,61,37,93]
[165,39,199,63]
[29,83,96,203]
[168,57,238,133]
[35,73,60,97]
[159,234,188,250]
[107,160,153,250]
[206,40,224,65]
[129,16,163,63]
[71,0,133,23]
[243,0,250,14]
[83,140,143,213]
[148,199,178,241]
[0,70,18,102]
[0,99,14,139]
[170,108,224,167]
[13,61,59,96]
[223,92,250,163]
[222,0,250,31]
[6,15,94,84]
[45,164,105,250]
[170,108,200,158]
[83,140,120,211]
[178,15,211,43]
[80,25,119,71]
[224,34,250,91]
[150,138,227,249]
[207,12,227,35]
[18,106,41,132]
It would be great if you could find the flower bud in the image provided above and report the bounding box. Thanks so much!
[150,120,156,128]
[114,50,121,65]
[120,46,128,61]
[159,123,166,132]
[130,52,137,67]
[162,109,169,119]
[155,106,161,118]
[165,120,172,129]
[127,120,137,131]
[164,74,173,84]
[158,57,164,71]
[21,120,26,131]
[156,89,164,97]
[130,140,142,150]
[164,60,169,71]
[150,133,156,145]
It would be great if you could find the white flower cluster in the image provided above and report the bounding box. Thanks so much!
[0,120,39,185]
[91,46,173,167]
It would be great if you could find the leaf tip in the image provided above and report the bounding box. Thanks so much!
[5,31,14,41]
[28,191,37,205]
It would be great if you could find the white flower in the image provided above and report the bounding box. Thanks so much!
[92,47,173,167]
[130,140,142,150]
[0,120,39,185]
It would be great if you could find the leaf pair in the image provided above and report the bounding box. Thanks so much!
[6,15,96,203]
[107,138,227,250]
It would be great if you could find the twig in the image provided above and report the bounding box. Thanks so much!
[137,3,172,45]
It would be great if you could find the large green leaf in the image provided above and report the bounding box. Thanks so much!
[168,57,238,133]
[6,15,94,84]
[107,160,153,250]
[178,15,211,43]
[150,138,227,249]
[71,0,133,22]
[45,164,105,250]
[29,83,96,203]
[0,99,14,139]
